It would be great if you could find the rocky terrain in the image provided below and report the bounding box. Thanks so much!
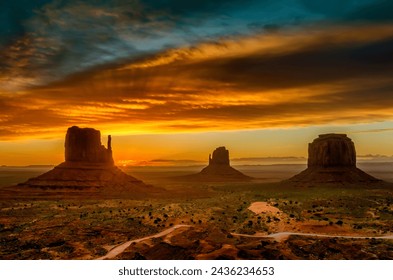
[1,179,392,260]
[0,133,392,260]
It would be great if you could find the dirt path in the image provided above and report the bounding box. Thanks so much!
[232,231,393,242]
[97,224,191,260]
[98,225,392,259]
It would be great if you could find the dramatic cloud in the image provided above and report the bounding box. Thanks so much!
[1,22,392,140]
[2,0,391,91]
[0,0,261,90]
[1,0,392,143]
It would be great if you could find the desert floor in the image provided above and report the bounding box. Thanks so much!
[0,163,392,259]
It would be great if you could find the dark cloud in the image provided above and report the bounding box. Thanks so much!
[142,0,259,16]
[184,37,393,92]
[0,0,262,90]
[347,0,393,22]
[2,0,391,92]
[0,0,52,45]
[300,0,359,17]
[300,0,393,22]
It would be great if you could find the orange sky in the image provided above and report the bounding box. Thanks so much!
[1,23,393,165]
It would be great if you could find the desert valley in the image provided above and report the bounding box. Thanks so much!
[1,0,393,262]
[1,127,392,260]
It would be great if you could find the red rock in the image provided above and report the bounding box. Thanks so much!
[65,126,113,164]
[308,134,356,167]
[17,126,161,197]
[287,134,379,184]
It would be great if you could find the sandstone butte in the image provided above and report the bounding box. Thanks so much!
[182,146,252,182]
[16,126,160,197]
[287,133,380,184]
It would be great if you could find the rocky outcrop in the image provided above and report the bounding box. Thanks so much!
[64,126,113,164]
[287,134,379,184]
[178,147,252,182]
[17,126,160,197]
[308,134,356,167]
[209,147,230,166]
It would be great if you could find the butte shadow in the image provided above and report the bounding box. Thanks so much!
[9,126,163,198]
[172,146,252,182]
[284,133,382,186]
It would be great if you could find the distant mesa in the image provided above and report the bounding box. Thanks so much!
[16,126,159,196]
[208,146,230,166]
[287,133,380,184]
[178,146,252,182]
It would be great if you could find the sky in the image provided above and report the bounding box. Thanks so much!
[0,0,393,165]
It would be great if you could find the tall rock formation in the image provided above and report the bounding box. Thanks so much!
[180,146,252,181]
[307,134,356,168]
[209,147,230,166]
[287,134,379,184]
[64,126,113,164]
[17,126,159,197]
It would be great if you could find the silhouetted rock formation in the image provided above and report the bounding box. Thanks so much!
[308,134,356,168]
[179,147,252,182]
[17,126,159,197]
[287,134,379,184]
[209,146,230,166]
[65,126,113,164]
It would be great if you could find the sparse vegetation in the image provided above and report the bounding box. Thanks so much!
[0,167,393,260]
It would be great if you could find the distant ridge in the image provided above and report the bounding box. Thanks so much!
[0,165,55,168]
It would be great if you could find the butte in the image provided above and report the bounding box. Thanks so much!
[179,146,252,182]
[287,133,380,184]
[15,126,160,197]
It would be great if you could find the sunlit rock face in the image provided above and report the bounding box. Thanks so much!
[308,134,356,168]
[287,134,379,184]
[64,126,113,164]
[17,126,160,197]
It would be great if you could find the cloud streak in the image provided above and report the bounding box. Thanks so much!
[3,0,392,91]
[1,23,393,140]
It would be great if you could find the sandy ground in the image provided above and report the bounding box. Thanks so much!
[248,202,281,215]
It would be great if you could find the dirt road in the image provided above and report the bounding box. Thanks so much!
[97,224,191,260]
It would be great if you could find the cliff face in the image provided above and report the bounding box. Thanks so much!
[308,134,356,168]
[287,133,379,184]
[65,126,113,165]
